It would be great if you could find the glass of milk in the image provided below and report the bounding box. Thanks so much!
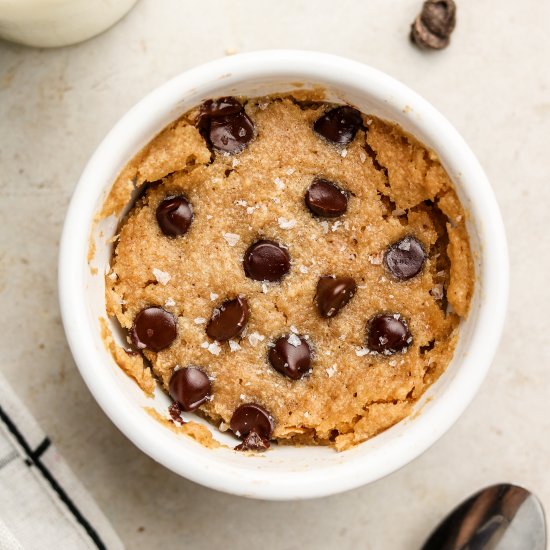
[0,0,139,47]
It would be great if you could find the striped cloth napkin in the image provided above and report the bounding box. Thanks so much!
[0,371,123,550]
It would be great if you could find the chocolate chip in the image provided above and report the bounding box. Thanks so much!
[243,240,290,282]
[199,97,243,118]
[131,307,177,352]
[209,112,255,153]
[169,366,211,412]
[315,276,357,318]
[421,0,456,36]
[235,430,270,451]
[168,401,185,424]
[197,97,255,154]
[384,236,426,280]
[156,196,193,237]
[313,106,363,146]
[367,314,411,355]
[410,0,456,50]
[268,334,312,380]
[305,178,348,218]
[230,403,274,440]
[206,296,249,341]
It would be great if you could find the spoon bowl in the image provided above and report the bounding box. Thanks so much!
[422,484,546,550]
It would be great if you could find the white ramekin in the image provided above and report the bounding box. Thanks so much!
[59,50,508,500]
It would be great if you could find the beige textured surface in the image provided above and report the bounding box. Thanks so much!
[106,97,472,449]
[1,0,549,548]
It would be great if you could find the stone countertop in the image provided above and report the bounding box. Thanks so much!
[1,1,549,548]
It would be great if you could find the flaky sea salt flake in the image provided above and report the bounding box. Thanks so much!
[206,342,222,356]
[228,340,241,352]
[287,333,301,347]
[223,232,240,246]
[326,365,338,378]
[398,239,411,251]
[274,177,285,190]
[152,268,171,285]
[248,332,265,347]
[278,217,296,230]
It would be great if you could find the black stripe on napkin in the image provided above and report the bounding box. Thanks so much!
[0,404,107,550]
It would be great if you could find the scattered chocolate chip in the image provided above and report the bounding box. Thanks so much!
[243,240,290,282]
[305,178,348,218]
[168,401,185,424]
[410,0,456,50]
[367,314,412,355]
[230,403,274,441]
[197,97,255,154]
[169,366,211,412]
[384,236,426,280]
[156,196,193,237]
[422,0,457,35]
[268,334,312,380]
[131,307,177,352]
[315,276,357,318]
[235,429,270,451]
[313,106,363,146]
[206,296,249,341]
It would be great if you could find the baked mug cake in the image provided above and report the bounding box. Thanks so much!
[100,93,474,452]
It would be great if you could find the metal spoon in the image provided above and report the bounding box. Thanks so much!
[421,483,546,550]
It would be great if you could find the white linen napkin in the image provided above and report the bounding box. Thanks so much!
[0,371,123,550]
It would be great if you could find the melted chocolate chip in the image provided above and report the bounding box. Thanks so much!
[411,0,456,50]
[235,430,270,451]
[209,112,255,153]
[315,276,357,318]
[199,97,243,118]
[384,236,426,280]
[206,296,249,341]
[230,403,274,440]
[156,196,193,237]
[169,366,211,412]
[131,307,177,352]
[313,106,363,146]
[268,334,312,380]
[243,240,290,282]
[197,97,255,154]
[367,314,411,355]
[305,178,348,218]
